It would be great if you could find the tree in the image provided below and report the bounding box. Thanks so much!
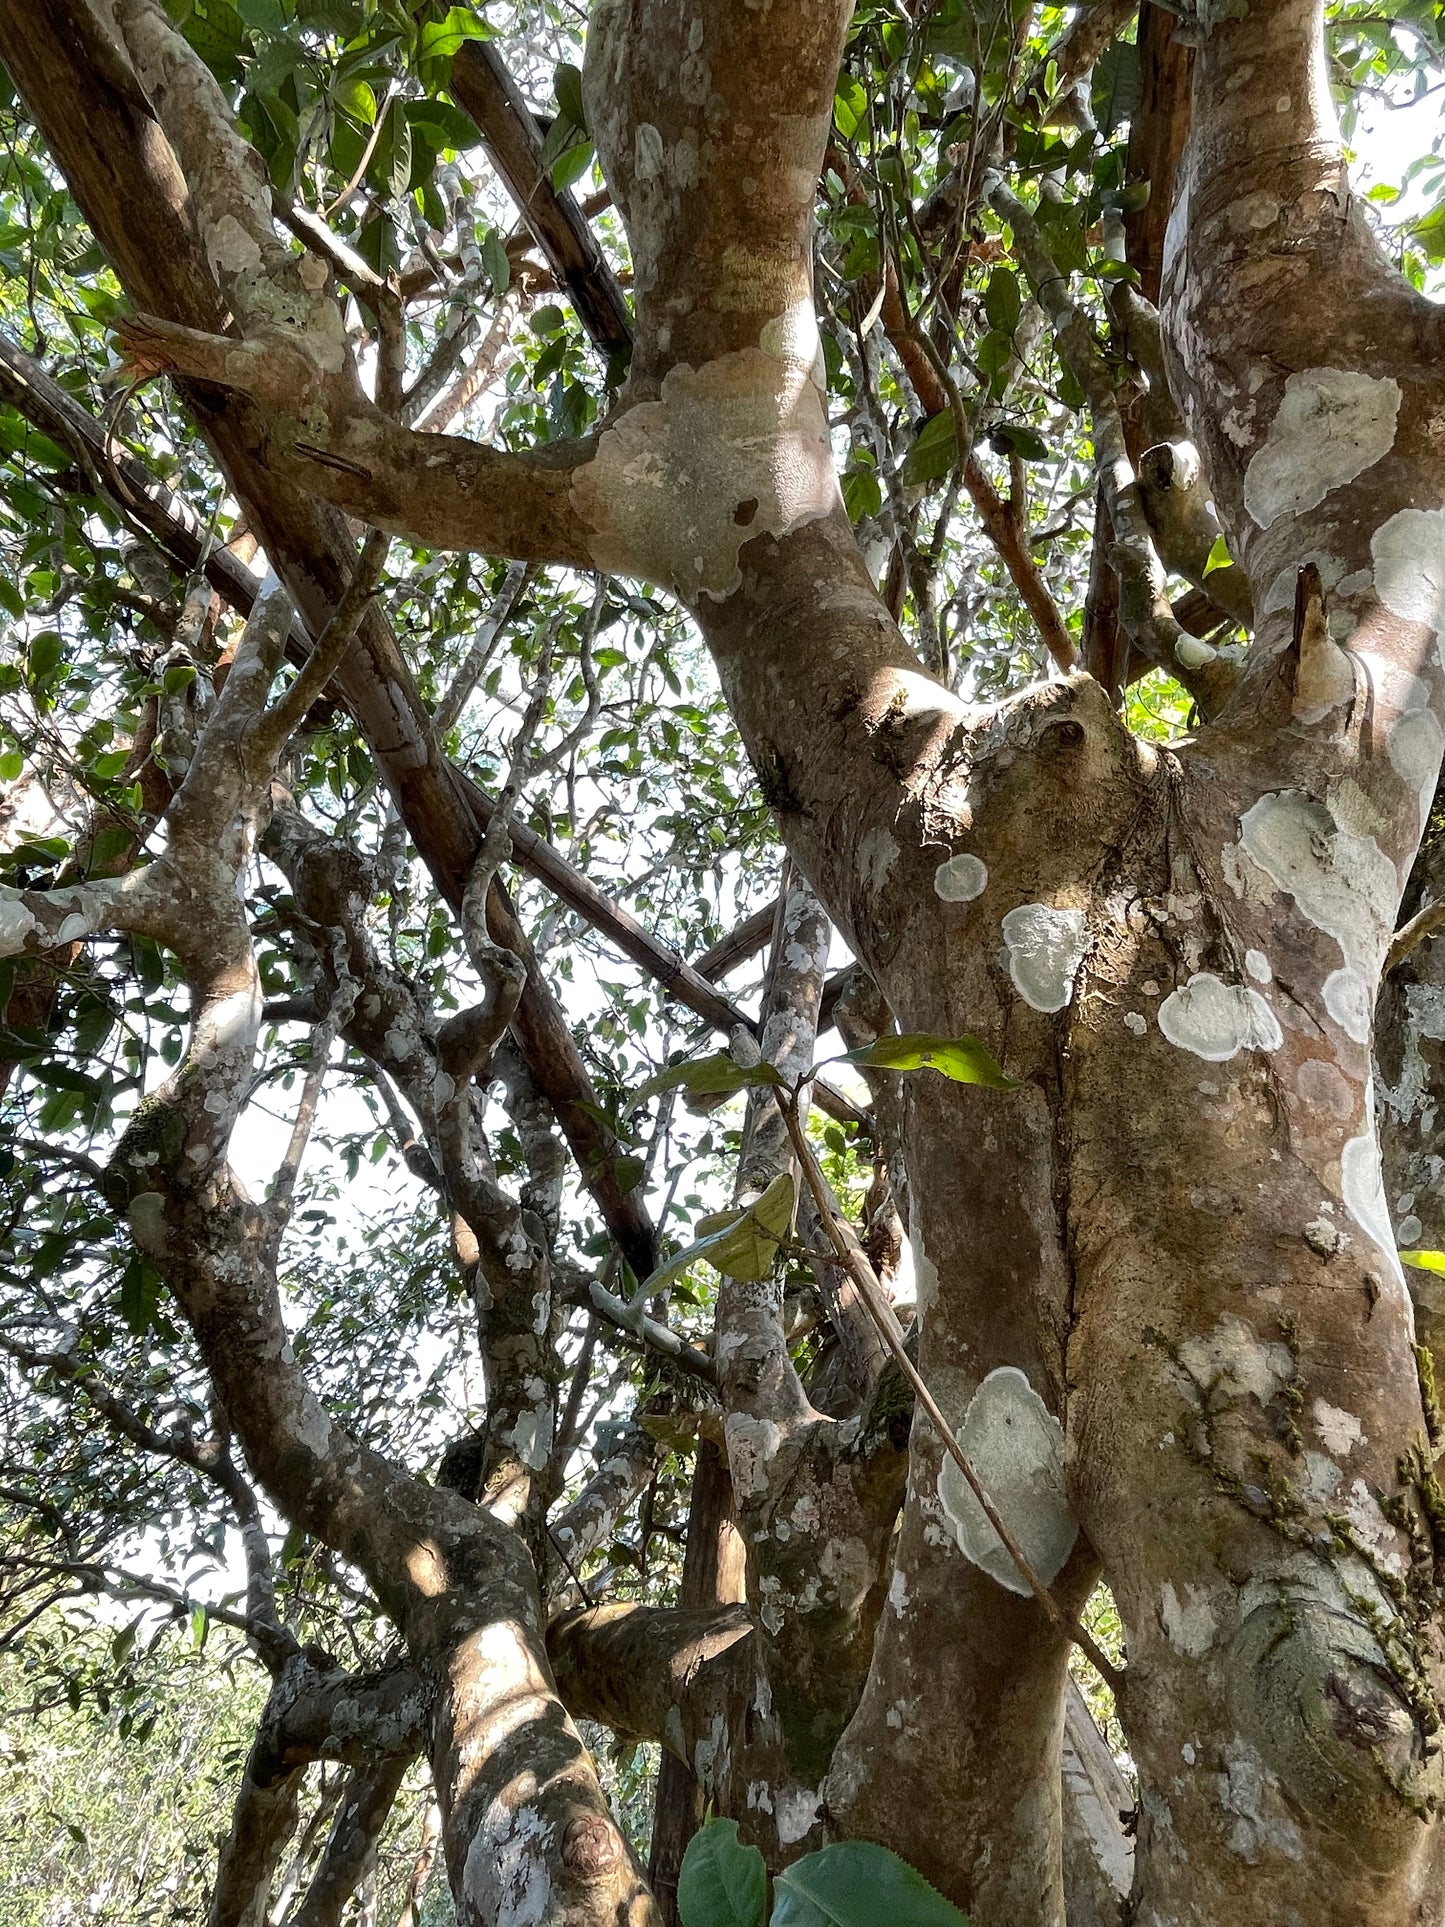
[1,0,1444,1923]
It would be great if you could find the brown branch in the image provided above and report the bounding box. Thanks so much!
[1386,901,1445,977]
[448,41,632,360]
[826,146,1077,673]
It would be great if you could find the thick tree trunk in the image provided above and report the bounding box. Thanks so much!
[647,1440,746,1926]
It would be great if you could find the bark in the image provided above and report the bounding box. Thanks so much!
[448,41,631,359]
[289,1755,412,1927]
[0,465,657,1927]
[648,1440,746,1925]
[10,0,1445,1922]
[1060,1688,1132,1927]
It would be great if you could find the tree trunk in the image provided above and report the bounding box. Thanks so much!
[647,1441,746,1925]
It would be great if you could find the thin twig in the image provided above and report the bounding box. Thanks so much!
[255,527,390,757]
[434,559,532,735]
[323,82,399,218]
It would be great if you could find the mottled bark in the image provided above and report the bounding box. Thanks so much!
[290,1756,413,1927]
[648,1439,746,1925]
[10,0,1445,1923]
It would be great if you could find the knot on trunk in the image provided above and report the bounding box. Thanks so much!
[561,1812,625,1877]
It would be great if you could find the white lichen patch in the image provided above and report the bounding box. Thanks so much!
[936,1367,1077,1595]
[292,1391,334,1461]
[855,825,899,897]
[1000,904,1089,1014]
[127,1191,169,1258]
[1243,368,1400,528]
[463,1798,552,1927]
[934,853,988,903]
[726,1414,784,1501]
[1177,1314,1293,1407]
[1340,1103,1406,1289]
[1388,698,1445,832]
[1245,950,1273,984]
[507,1408,553,1472]
[1321,967,1371,1045]
[1344,1477,1407,1577]
[1372,505,1445,637]
[1313,1398,1364,1457]
[910,1228,940,1317]
[774,1785,822,1847]
[570,323,838,601]
[1174,634,1217,673]
[1157,972,1283,1062]
[1219,1738,1305,1864]
[0,892,38,954]
[1159,1581,1216,1658]
[1236,790,1397,981]
[54,908,95,944]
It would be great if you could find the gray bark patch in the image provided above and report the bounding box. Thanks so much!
[937,1367,1077,1595]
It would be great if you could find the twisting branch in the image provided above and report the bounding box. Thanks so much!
[828,145,1076,672]
[985,174,1239,715]
[434,559,533,736]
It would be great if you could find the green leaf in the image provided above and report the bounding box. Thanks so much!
[633,1052,786,1107]
[1410,200,1445,263]
[529,303,567,338]
[771,1842,970,1927]
[480,228,510,294]
[678,1819,767,1927]
[27,631,64,686]
[336,75,377,125]
[1091,39,1141,139]
[984,265,1021,337]
[378,105,412,202]
[162,661,197,695]
[1402,1249,1445,1274]
[416,6,489,64]
[407,100,479,155]
[833,75,867,140]
[989,422,1052,463]
[841,466,882,524]
[613,1153,646,1195]
[1203,534,1233,577]
[555,60,587,134]
[538,110,581,174]
[235,0,288,30]
[550,138,595,193]
[1035,198,1088,277]
[844,1032,1016,1089]
[900,410,958,486]
[642,1171,796,1292]
[119,1250,164,1335]
[977,327,1015,396]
